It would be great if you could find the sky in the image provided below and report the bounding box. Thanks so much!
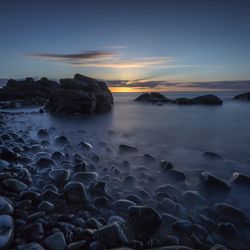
[0,0,250,92]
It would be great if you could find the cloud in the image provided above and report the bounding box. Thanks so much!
[27,50,183,69]
[28,51,117,61]
[107,79,250,91]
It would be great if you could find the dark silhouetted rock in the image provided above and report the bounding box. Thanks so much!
[177,94,223,105]
[128,206,161,240]
[45,74,113,114]
[135,92,170,103]
[234,92,250,101]
[192,94,223,105]
[0,215,14,249]
[0,77,58,107]
[94,223,130,248]
[44,232,66,250]
[231,172,250,187]
[213,203,248,222]
[200,172,230,193]
[119,144,137,153]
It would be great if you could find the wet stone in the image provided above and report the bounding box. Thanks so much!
[39,189,61,203]
[231,172,250,187]
[19,191,40,202]
[167,170,186,182]
[119,144,137,153]
[51,151,65,161]
[181,191,205,209]
[0,133,13,141]
[72,172,99,186]
[89,181,107,196]
[3,178,28,192]
[94,223,130,248]
[0,196,14,214]
[123,175,138,188]
[27,211,46,221]
[16,242,45,250]
[112,199,136,213]
[218,222,237,236]
[37,129,49,138]
[44,231,67,250]
[36,157,56,168]
[156,184,182,197]
[213,203,248,222]
[172,219,192,234]
[0,215,14,249]
[15,200,32,210]
[200,172,230,193]
[128,206,162,240]
[22,223,44,242]
[203,151,222,159]
[93,197,109,208]
[54,135,70,146]
[64,181,88,204]
[144,153,156,162]
[0,146,18,160]
[67,240,86,250]
[78,141,93,150]
[212,244,228,250]
[48,169,70,185]
[126,194,142,204]
[73,162,87,172]
[38,201,54,211]
[160,160,173,172]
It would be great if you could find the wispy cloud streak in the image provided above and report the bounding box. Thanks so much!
[27,50,184,69]
[107,79,250,91]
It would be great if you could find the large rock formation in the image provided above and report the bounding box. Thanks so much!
[234,92,250,101]
[45,74,113,114]
[135,93,223,105]
[0,77,58,107]
[0,74,113,114]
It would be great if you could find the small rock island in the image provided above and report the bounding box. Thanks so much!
[135,93,223,105]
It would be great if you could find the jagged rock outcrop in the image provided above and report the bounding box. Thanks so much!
[45,74,113,114]
[234,92,250,101]
[0,74,113,114]
[0,77,58,107]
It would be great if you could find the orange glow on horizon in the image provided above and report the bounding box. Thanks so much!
[109,86,229,93]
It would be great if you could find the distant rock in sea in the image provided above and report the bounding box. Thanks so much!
[135,92,223,105]
[135,92,170,103]
[234,92,250,101]
[0,74,113,114]
[177,94,223,105]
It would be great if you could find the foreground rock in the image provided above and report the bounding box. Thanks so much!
[128,206,161,241]
[234,92,250,101]
[45,74,113,114]
[0,215,14,249]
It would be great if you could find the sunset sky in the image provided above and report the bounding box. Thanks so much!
[0,0,250,92]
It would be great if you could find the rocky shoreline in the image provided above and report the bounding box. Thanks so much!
[0,74,113,114]
[1,111,250,250]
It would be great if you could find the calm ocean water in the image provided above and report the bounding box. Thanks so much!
[7,92,250,174]
[3,91,250,212]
